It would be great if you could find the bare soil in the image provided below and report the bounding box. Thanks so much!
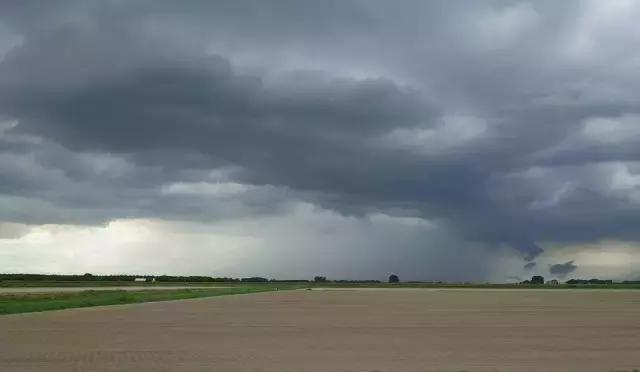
[1,288,639,371]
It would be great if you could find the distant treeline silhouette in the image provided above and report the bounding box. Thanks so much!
[0,273,239,282]
[0,273,382,283]
[565,278,640,284]
[157,275,240,282]
[4,273,636,285]
[566,278,611,285]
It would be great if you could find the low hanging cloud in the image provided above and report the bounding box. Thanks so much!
[0,222,29,240]
[549,261,578,278]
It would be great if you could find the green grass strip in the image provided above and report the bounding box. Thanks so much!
[0,287,278,315]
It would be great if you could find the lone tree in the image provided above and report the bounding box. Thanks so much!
[388,274,399,283]
[531,275,544,285]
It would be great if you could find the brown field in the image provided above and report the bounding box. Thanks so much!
[1,288,640,372]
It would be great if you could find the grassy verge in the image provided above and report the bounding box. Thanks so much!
[0,286,286,315]
[0,280,230,288]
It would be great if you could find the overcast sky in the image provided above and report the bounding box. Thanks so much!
[2,1,640,281]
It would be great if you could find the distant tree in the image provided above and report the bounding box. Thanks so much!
[531,275,544,285]
[334,280,381,283]
[567,278,613,285]
[241,277,269,283]
[388,274,400,283]
[314,276,327,282]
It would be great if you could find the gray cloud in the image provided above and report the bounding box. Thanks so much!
[524,262,537,270]
[0,222,29,239]
[1,1,640,277]
[549,260,578,278]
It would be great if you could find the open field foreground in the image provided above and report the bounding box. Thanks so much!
[1,288,640,372]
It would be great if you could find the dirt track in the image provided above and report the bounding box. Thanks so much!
[1,288,640,371]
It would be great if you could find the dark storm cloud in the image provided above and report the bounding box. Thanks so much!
[524,262,536,270]
[1,0,640,262]
[549,260,578,278]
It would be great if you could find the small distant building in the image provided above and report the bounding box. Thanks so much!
[134,277,147,282]
[547,279,559,285]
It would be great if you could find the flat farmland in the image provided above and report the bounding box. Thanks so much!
[1,288,640,372]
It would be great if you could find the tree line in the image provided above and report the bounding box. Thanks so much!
[0,273,384,283]
[6,273,632,285]
[0,273,243,282]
